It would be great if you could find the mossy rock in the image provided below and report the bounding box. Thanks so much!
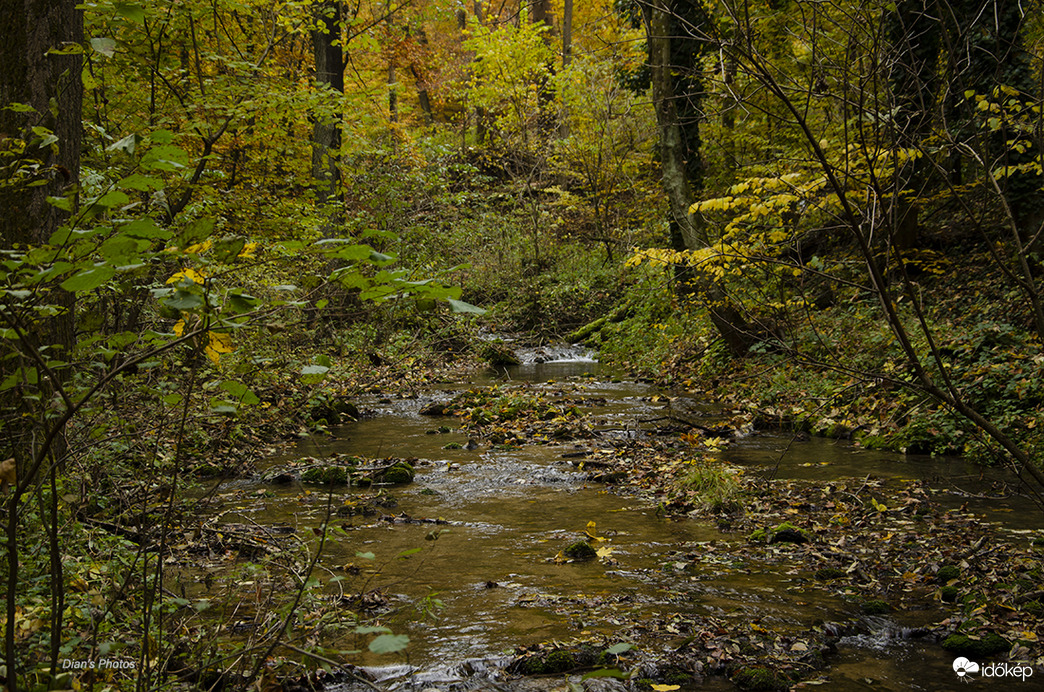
[442,442,463,450]
[940,586,959,603]
[861,599,890,615]
[941,633,1010,658]
[732,666,789,691]
[479,341,520,367]
[563,540,598,561]
[750,522,811,544]
[301,466,349,485]
[814,568,847,581]
[544,650,576,673]
[379,462,415,484]
[937,565,960,583]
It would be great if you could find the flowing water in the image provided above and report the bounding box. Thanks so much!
[202,346,1043,690]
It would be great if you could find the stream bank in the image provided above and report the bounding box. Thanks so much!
[177,345,1043,691]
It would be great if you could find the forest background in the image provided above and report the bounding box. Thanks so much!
[1,0,1044,688]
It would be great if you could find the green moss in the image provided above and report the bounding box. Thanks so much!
[301,465,348,485]
[732,666,789,691]
[544,650,575,673]
[381,462,415,484]
[1022,600,1043,616]
[940,586,959,602]
[937,565,960,583]
[563,540,598,561]
[861,599,890,615]
[941,632,1010,658]
[442,442,463,449]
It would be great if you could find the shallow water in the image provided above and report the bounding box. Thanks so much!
[208,347,1043,689]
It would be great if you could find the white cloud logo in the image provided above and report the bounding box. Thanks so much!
[953,657,980,678]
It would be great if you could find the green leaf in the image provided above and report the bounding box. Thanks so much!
[141,143,189,171]
[47,196,74,212]
[176,219,215,247]
[99,235,141,265]
[606,643,633,655]
[163,289,204,310]
[212,235,246,262]
[300,364,329,384]
[61,265,115,292]
[46,43,84,56]
[354,625,390,634]
[115,2,146,22]
[447,298,486,315]
[227,292,259,314]
[209,399,237,415]
[219,380,260,406]
[368,634,409,655]
[121,218,169,239]
[96,190,130,208]
[161,394,183,406]
[582,669,628,680]
[119,173,163,191]
[355,551,376,560]
[397,548,422,559]
[90,37,117,58]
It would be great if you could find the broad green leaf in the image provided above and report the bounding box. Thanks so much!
[606,643,633,655]
[368,634,409,655]
[355,551,376,560]
[219,380,259,405]
[447,298,486,315]
[61,265,115,292]
[115,2,146,22]
[354,625,390,634]
[119,173,163,191]
[161,394,183,406]
[209,398,237,415]
[227,292,259,314]
[175,219,215,247]
[121,218,170,239]
[163,289,204,311]
[300,364,329,384]
[96,190,130,208]
[47,196,74,212]
[99,235,141,264]
[90,37,117,57]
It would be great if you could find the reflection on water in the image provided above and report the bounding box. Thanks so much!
[227,348,1042,688]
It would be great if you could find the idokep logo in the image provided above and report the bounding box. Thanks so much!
[953,657,1035,682]
[953,657,979,679]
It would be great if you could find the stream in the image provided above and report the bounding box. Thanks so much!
[196,346,1044,691]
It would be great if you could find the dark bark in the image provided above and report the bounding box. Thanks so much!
[642,0,755,356]
[311,1,343,204]
[886,0,940,249]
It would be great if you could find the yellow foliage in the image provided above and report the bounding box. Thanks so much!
[166,267,206,285]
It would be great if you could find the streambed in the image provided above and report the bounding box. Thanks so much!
[192,347,1043,690]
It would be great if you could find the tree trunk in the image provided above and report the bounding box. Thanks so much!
[311,1,343,205]
[886,0,940,250]
[643,0,755,356]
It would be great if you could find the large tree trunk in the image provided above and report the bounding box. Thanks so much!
[643,0,755,356]
[886,0,940,250]
[311,0,343,205]
[0,0,83,248]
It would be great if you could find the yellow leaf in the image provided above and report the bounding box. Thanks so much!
[173,319,185,337]
[238,241,259,259]
[166,267,206,285]
[651,686,680,692]
[596,545,614,558]
[205,331,233,365]
[184,238,213,254]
